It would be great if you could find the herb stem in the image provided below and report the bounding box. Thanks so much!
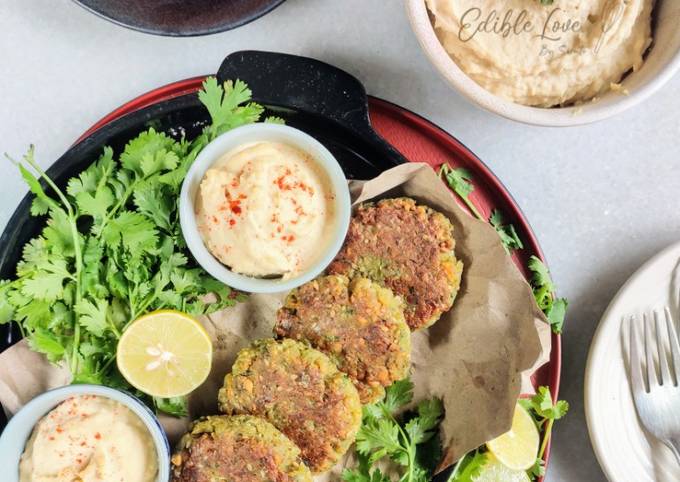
[24,152,84,374]
[537,418,553,460]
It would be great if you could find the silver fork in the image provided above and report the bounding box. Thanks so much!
[629,307,680,464]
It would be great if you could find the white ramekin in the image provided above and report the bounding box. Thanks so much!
[0,384,170,482]
[406,0,680,126]
[179,123,351,294]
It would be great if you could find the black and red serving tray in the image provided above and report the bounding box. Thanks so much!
[0,51,561,480]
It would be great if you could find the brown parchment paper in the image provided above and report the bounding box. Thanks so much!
[0,162,550,473]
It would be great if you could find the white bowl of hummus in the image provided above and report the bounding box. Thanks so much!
[0,384,170,482]
[180,123,351,294]
[407,0,680,126]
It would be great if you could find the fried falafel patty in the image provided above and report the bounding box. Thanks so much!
[171,415,311,482]
[218,339,362,473]
[275,275,410,403]
[327,197,463,331]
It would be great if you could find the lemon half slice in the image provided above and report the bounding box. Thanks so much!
[117,310,213,398]
[473,455,531,482]
[486,403,540,471]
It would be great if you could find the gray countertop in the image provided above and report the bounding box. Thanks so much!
[2,1,679,481]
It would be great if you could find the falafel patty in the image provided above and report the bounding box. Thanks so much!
[327,197,463,331]
[218,339,362,473]
[275,275,411,403]
[171,415,311,482]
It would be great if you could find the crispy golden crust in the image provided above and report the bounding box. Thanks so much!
[276,275,410,403]
[217,339,362,473]
[327,197,463,330]
[171,415,311,482]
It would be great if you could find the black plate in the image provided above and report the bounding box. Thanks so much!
[73,0,287,36]
[0,50,406,424]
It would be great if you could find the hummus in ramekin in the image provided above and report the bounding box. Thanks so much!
[426,0,654,107]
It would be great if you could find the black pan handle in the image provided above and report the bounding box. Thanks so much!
[217,50,408,166]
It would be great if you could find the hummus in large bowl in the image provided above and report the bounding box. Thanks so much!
[425,0,654,107]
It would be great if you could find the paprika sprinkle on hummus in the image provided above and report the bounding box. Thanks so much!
[196,141,338,278]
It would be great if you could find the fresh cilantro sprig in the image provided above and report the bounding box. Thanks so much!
[438,163,567,334]
[447,449,487,482]
[519,387,569,479]
[438,164,482,220]
[527,256,568,334]
[489,210,523,254]
[0,77,270,415]
[342,378,444,482]
[438,164,521,254]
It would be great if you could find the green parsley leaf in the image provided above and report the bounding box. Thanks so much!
[383,377,414,413]
[347,378,444,482]
[438,164,483,220]
[546,297,568,334]
[4,76,267,416]
[518,386,569,480]
[27,328,66,363]
[527,256,568,334]
[198,78,265,142]
[153,396,188,417]
[75,298,110,338]
[489,210,523,253]
[449,450,488,482]
[524,386,569,421]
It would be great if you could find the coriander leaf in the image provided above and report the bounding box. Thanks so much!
[489,210,523,253]
[440,164,474,198]
[528,458,546,478]
[363,403,384,422]
[416,398,444,432]
[75,185,114,221]
[405,398,444,445]
[101,211,158,258]
[342,467,391,482]
[17,160,59,213]
[356,418,404,459]
[153,396,188,417]
[67,147,114,197]
[405,418,432,445]
[0,281,15,324]
[438,164,483,220]
[198,78,265,141]
[528,386,569,421]
[27,329,66,363]
[546,297,568,334]
[30,197,50,216]
[16,238,50,278]
[75,298,110,337]
[43,206,76,257]
[383,378,414,413]
[520,385,569,478]
[527,256,567,334]
[120,128,176,176]
[21,258,71,301]
[449,450,487,482]
[140,149,179,177]
[81,239,107,299]
[17,299,52,330]
[265,116,286,125]
[133,183,173,232]
[527,256,555,294]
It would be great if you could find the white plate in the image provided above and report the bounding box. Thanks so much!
[586,241,680,482]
